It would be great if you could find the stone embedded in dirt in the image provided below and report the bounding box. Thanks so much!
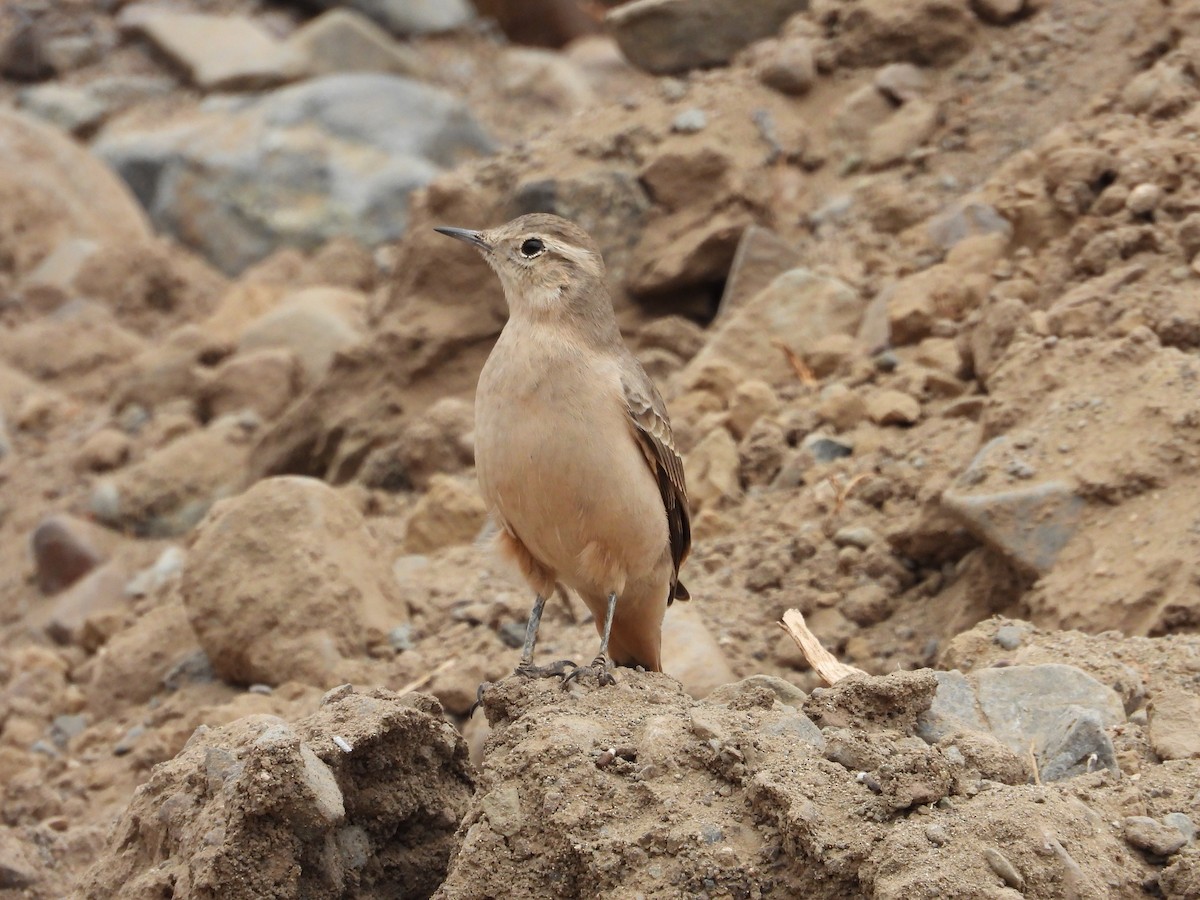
[180,476,406,687]
[942,446,1083,577]
[80,689,473,899]
[607,0,809,75]
[754,36,817,96]
[866,98,939,169]
[90,417,256,538]
[404,474,488,553]
[973,664,1124,756]
[359,396,475,492]
[636,314,707,361]
[16,82,107,136]
[0,826,39,888]
[685,268,861,388]
[96,74,494,274]
[29,514,109,595]
[238,287,365,385]
[874,62,928,104]
[32,562,126,650]
[918,670,988,742]
[119,11,306,91]
[684,426,742,511]
[866,389,921,425]
[726,379,779,439]
[200,347,304,422]
[970,0,1027,26]
[926,199,1012,251]
[1124,817,1189,857]
[318,0,476,36]
[1038,706,1119,780]
[661,602,738,698]
[832,83,895,148]
[497,48,595,117]
[287,9,427,79]
[716,225,802,321]
[1147,689,1200,760]
[0,108,150,283]
[828,0,979,69]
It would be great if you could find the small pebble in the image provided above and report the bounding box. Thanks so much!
[1126,183,1163,216]
[248,684,273,695]
[993,625,1023,650]
[925,824,949,846]
[984,847,1025,890]
[114,723,145,756]
[833,526,879,550]
[332,735,354,753]
[671,107,707,134]
[1123,816,1188,856]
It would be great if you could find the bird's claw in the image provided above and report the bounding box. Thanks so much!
[515,659,577,679]
[467,680,491,718]
[560,655,616,688]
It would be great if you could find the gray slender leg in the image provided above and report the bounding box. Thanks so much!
[519,593,547,668]
[562,591,617,688]
[514,593,577,679]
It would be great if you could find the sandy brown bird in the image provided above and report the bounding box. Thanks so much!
[435,213,690,683]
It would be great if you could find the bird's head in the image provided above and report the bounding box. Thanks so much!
[435,213,607,319]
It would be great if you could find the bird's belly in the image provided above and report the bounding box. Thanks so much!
[477,401,667,591]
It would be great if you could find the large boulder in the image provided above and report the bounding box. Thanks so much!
[179,477,407,687]
[94,74,494,273]
[0,108,150,279]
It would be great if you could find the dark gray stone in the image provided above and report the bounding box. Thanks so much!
[1038,706,1119,781]
[96,74,494,274]
[917,670,987,743]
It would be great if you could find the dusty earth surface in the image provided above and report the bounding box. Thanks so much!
[2,0,1200,897]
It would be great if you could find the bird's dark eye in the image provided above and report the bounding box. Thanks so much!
[519,237,545,258]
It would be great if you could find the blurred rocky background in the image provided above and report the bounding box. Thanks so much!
[1,0,1200,897]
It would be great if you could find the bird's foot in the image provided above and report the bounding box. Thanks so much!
[515,659,577,679]
[467,680,491,718]
[561,655,616,688]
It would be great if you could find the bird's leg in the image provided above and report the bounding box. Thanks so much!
[562,591,617,688]
[514,593,577,679]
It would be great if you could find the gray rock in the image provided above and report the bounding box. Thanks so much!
[942,438,1084,576]
[671,107,707,133]
[926,200,1012,252]
[1038,706,1119,781]
[320,0,476,36]
[1164,813,1196,845]
[287,8,426,78]
[114,723,146,756]
[120,10,306,91]
[1124,816,1188,856]
[608,0,810,75]
[993,623,1025,650]
[918,670,987,742]
[803,434,854,463]
[17,83,107,135]
[974,664,1125,762]
[96,74,493,274]
[762,710,826,749]
[833,525,879,550]
[49,713,88,750]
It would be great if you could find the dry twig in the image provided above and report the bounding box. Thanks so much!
[772,340,818,386]
[778,609,867,685]
[396,657,457,696]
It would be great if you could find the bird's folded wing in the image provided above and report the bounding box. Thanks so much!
[622,366,692,599]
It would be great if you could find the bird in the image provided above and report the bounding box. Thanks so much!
[434,213,690,685]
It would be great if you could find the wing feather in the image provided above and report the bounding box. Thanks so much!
[622,364,691,603]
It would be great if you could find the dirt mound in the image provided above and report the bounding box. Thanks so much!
[78,687,473,900]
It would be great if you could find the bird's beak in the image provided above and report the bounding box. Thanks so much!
[434,226,490,251]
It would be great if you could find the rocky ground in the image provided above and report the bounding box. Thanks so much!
[1,0,1200,897]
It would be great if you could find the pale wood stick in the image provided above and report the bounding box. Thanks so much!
[778,609,867,685]
[396,657,457,695]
